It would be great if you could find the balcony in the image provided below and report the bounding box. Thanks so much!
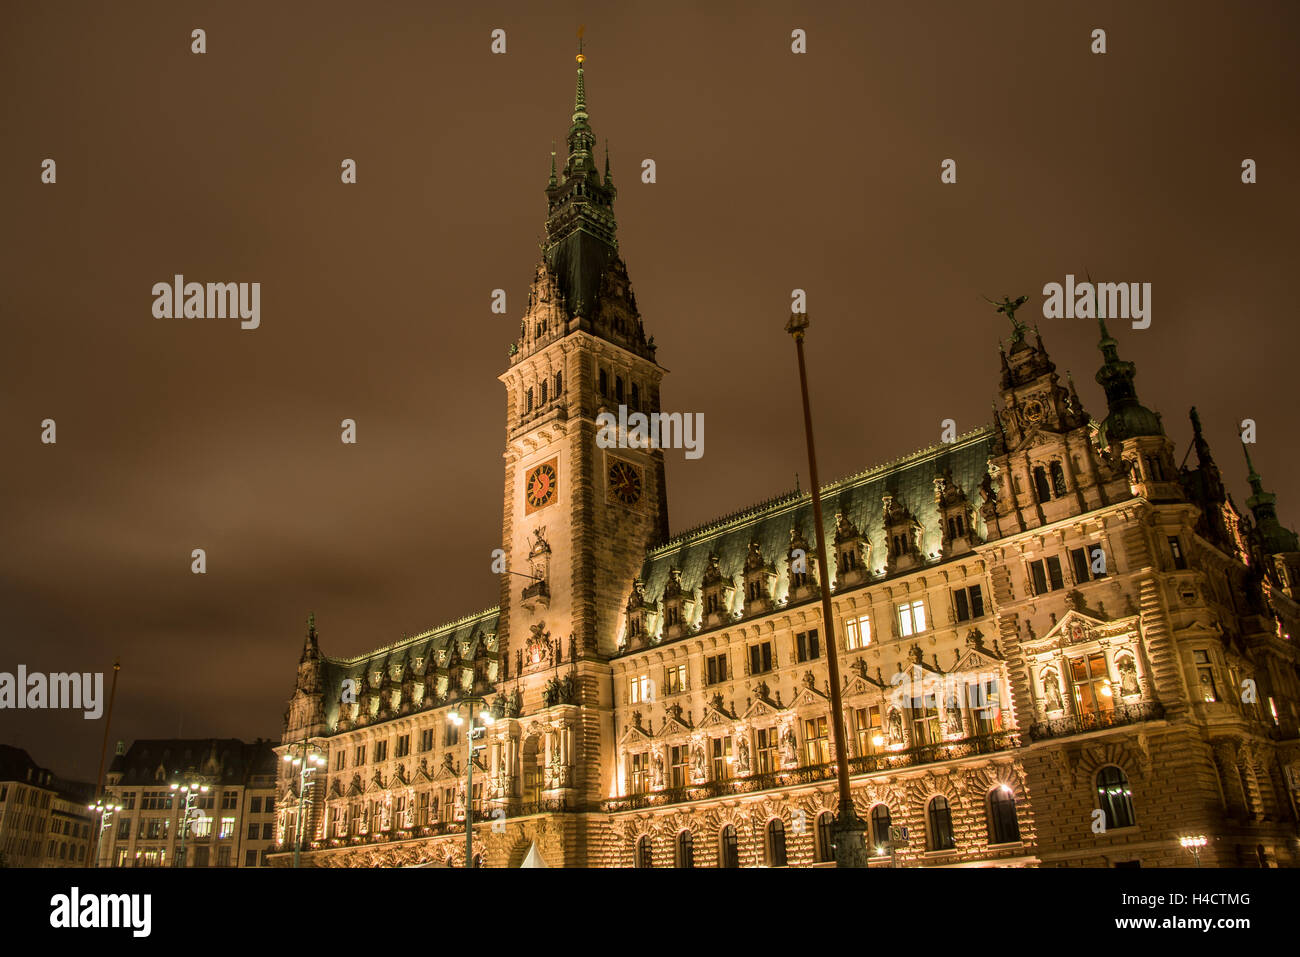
[1026,701,1165,742]
[601,732,1018,812]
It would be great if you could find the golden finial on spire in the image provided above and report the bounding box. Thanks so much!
[576,25,585,64]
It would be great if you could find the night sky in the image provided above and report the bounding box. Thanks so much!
[3,0,1298,781]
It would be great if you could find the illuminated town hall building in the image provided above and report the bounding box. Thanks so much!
[274,53,1300,868]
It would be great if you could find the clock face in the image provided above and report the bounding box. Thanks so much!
[525,459,557,513]
[608,460,643,506]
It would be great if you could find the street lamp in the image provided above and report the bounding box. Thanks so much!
[447,697,494,868]
[169,780,209,867]
[785,310,869,867]
[1180,834,1208,867]
[282,741,326,868]
[87,797,123,868]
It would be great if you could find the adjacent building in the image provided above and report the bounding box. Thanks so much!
[101,738,278,868]
[0,745,94,868]
[273,50,1300,868]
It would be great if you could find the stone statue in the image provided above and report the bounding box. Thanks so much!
[1043,672,1064,712]
[782,726,799,765]
[945,691,963,734]
[652,751,664,788]
[736,736,751,775]
[888,708,904,745]
[1117,656,1140,697]
[691,745,706,780]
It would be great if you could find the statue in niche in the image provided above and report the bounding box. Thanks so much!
[1116,656,1141,696]
[652,751,664,788]
[887,708,904,745]
[736,736,751,775]
[691,745,706,780]
[945,691,963,734]
[1042,671,1064,712]
[781,726,799,765]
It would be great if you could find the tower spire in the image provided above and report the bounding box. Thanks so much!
[1242,442,1299,554]
[1094,316,1162,444]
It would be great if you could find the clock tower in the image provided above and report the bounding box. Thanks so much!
[496,50,669,812]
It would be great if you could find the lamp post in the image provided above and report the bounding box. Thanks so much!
[282,737,326,868]
[168,780,209,867]
[447,696,494,867]
[1180,834,1208,867]
[87,797,123,868]
[785,310,869,867]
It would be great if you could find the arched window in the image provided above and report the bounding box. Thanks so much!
[987,787,1021,844]
[1096,765,1135,829]
[766,819,787,867]
[927,796,955,851]
[525,388,533,414]
[636,834,653,868]
[718,824,739,868]
[1050,461,1067,497]
[539,381,548,405]
[554,370,563,396]
[1033,466,1052,502]
[675,830,694,868]
[815,811,836,863]
[870,804,891,849]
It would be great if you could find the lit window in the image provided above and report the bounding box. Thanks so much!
[898,600,926,637]
[1096,766,1135,829]
[219,817,236,840]
[1070,653,1115,714]
[664,663,687,695]
[629,673,652,704]
[803,717,829,765]
[845,614,871,650]
[987,787,1021,844]
[1193,650,1219,702]
[710,737,732,780]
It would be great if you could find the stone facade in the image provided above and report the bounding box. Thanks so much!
[270,54,1300,868]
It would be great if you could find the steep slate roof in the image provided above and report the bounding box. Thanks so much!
[318,607,500,729]
[637,428,995,613]
[0,744,94,801]
[109,738,277,787]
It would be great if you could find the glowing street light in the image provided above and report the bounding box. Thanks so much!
[283,740,326,868]
[1179,834,1208,867]
[87,798,123,868]
[168,780,210,867]
[447,699,494,868]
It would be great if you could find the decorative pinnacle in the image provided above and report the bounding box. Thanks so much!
[785,312,810,339]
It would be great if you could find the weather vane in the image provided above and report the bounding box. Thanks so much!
[577,25,585,63]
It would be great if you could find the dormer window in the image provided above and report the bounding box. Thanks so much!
[947,514,965,540]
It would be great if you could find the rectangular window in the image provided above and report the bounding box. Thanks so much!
[245,850,258,867]
[1069,545,1108,582]
[250,796,262,813]
[445,724,459,748]
[1193,649,1219,702]
[420,729,434,752]
[1070,652,1115,714]
[795,629,820,662]
[953,585,984,622]
[803,717,830,765]
[1169,536,1187,570]
[396,735,410,758]
[217,846,231,868]
[898,600,927,637]
[629,673,651,704]
[845,614,871,650]
[222,790,237,810]
[1030,556,1066,594]
[664,663,687,695]
[711,737,732,780]
[670,746,688,789]
[247,823,259,840]
[853,707,879,755]
[417,791,430,825]
[219,817,236,840]
[971,678,1003,734]
[630,753,649,794]
[374,740,389,762]
[749,642,774,675]
[910,699,941,746]
[354,745,366,766]
[756,728,777,774]
[262,822,272,840]
[705,653,728,685]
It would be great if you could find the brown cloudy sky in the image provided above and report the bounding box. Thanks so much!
[2,0,1298,779]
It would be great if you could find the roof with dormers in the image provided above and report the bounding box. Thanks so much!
[635,427,996,618]
[317,606,500,729]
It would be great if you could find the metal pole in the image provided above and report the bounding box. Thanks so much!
[85,658,120,867]
[786,312,868,867]
[465,707,474,868]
